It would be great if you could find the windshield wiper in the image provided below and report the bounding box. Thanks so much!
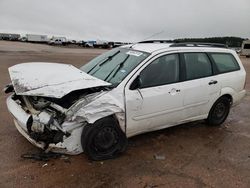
[104,55,129,81]
[87,50,120,74]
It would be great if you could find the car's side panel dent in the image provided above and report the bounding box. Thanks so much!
[71,92,125,126]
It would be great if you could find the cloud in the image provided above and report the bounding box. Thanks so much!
[0,0,249,42]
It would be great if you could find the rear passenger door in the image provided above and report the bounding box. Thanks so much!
[180,52,221,119]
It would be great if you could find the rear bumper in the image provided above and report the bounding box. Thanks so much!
[6,95,84,155]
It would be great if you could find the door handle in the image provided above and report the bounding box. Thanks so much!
[208,80,218,85]
[168,88,181,94]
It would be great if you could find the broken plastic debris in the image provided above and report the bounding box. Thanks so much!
[153,154,166,160]
[21,152,62,161]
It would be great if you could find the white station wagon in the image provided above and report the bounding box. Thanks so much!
[5,41,246,160]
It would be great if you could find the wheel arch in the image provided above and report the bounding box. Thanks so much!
[81,114,128,160]
[220,87,235,104]
[206,93,232,126]
[95,113,126,133]
[84,113,126,134]
[220,94,233,104]
[206,92,233,119]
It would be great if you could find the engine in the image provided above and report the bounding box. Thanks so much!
[14,95,69,146]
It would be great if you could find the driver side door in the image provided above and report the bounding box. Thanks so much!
[125,53,185,137]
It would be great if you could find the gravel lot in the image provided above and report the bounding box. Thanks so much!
[0,41,250,188]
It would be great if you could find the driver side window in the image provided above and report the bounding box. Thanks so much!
[140,54,179,88]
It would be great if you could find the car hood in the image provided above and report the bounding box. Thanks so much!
[8,62,111,98]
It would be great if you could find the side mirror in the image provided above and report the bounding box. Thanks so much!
[130,75,142,90]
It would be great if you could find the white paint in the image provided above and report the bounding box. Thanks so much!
[26,34,48,42]
[9,62,111,98]
[123,47,246,137]
[6,95,31,132]
[6,44,247,155]
[72,92,124,124]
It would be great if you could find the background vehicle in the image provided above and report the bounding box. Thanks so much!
[0,33,20,41]
[93,39,109,48]
[26,34,48,43]
[84,40,95,47]
[49,36,67,45]
[241,40,250,57]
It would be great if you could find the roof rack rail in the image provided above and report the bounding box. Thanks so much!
[170,42,228,48]
[138,40,172,44]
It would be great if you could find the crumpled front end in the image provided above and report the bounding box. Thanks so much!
[6,88,125,155]
[5,62,126,155]
[6,94,85,155]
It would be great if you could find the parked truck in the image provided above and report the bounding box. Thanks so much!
[26,34,48,43]
[0,33,20,41]
[48,36,67,45]
[241,40,250,58]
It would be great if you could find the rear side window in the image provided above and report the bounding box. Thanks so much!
[210,53,240,73]
[183,53,212,80]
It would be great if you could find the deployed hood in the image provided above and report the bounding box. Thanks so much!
[8,62,111,98]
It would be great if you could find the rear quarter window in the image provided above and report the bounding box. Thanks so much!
[210,53,240,73]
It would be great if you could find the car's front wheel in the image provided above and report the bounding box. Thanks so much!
[206,96,231,126]
[81,117,128,161]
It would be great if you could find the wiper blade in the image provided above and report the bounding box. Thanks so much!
[104,54,129,81]
[87,50,120,74]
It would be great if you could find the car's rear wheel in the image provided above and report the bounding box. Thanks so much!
[81,117,128,161]
[206,96,231,126]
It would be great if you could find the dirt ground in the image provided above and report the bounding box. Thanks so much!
[0,41,250,188]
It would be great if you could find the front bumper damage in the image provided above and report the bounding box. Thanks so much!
[5,62,126,156]
[6,90,125,155]
[6,95,85,155]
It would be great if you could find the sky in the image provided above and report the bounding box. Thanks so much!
[0,0,249,42]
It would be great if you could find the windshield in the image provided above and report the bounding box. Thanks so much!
[80,48,150,86]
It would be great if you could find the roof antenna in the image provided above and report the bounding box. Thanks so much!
[140,30,165,42]
[129,30,165,49]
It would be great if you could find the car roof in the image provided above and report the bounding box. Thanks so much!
[121,43,233,54]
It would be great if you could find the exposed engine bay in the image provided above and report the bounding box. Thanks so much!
[7,86,110,150]
[5,62,125,155]
[14,94,68,147]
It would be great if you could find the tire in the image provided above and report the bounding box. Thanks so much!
[81,117,128,161]
[206,96,231,126]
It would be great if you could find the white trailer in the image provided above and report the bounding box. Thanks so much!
[241,40,250,58]
[93,39,109,48]
[26,34,48,43]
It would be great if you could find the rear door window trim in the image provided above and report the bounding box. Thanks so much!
[180,52,214,82]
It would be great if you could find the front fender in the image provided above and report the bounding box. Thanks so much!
[71,93,125,132]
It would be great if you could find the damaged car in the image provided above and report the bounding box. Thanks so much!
[5,41,246,160]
